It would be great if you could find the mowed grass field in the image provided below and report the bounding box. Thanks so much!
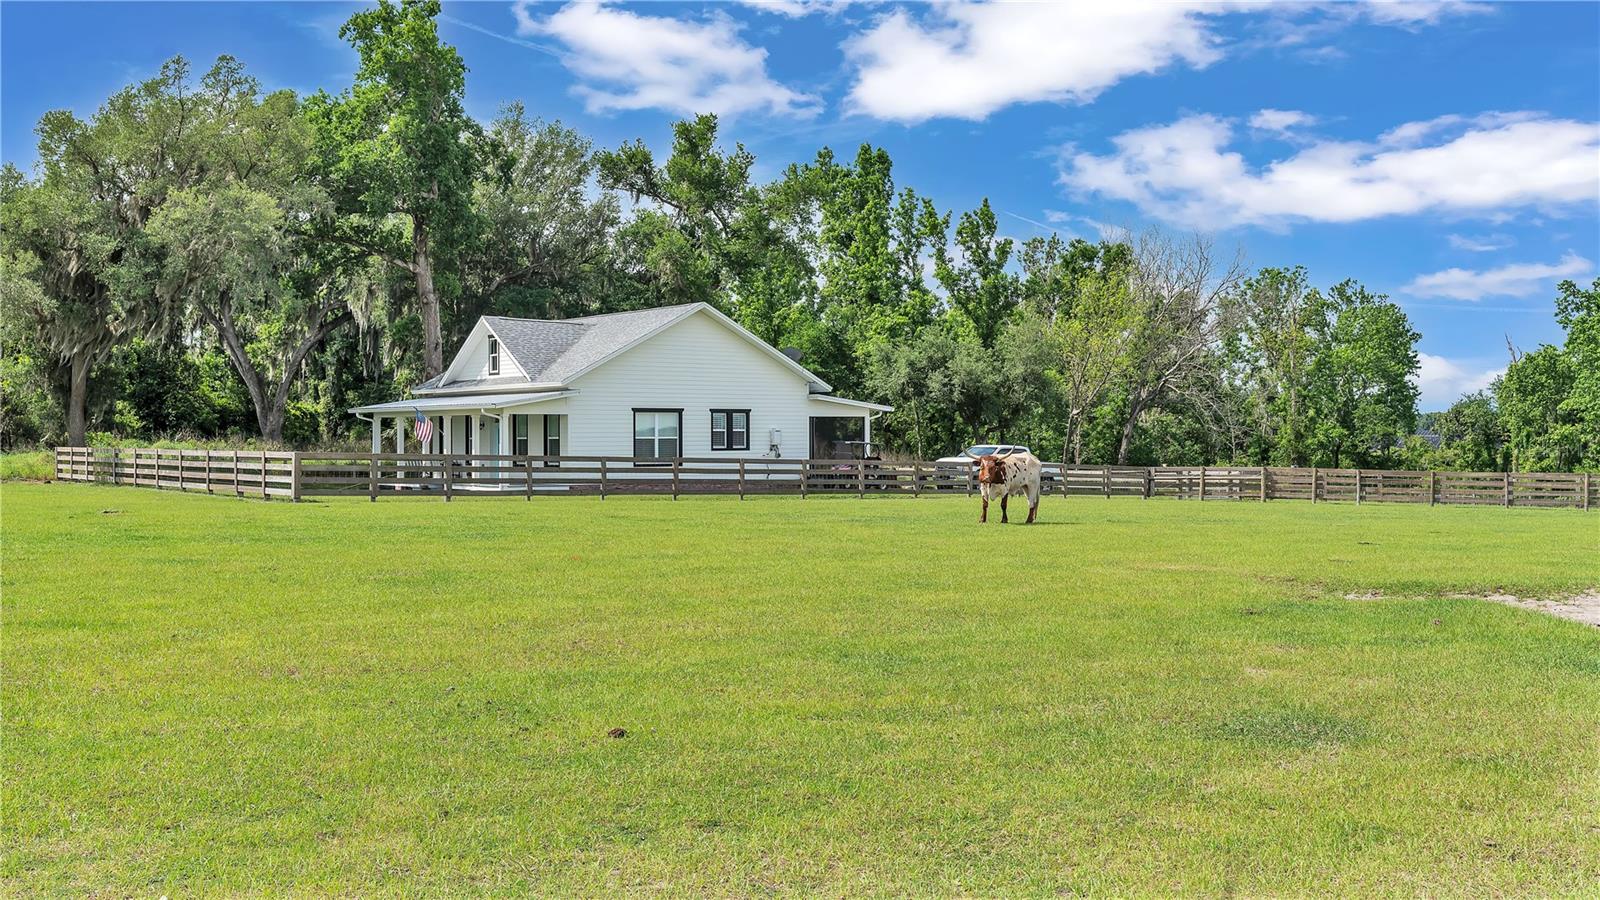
[4,483,1598,896]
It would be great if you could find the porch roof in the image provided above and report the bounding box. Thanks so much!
[808,394,893,413]
[349,391,574,416]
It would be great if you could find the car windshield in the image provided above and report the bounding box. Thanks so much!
[966,445,999,457]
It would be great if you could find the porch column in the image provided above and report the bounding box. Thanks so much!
[497,413,513,485]
[395,418,404,453]
[471,413,481,461]
[442,415,453,455]
[371,415,383,453]
[864,414,872,446]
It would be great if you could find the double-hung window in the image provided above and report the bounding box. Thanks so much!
[512,414,530,455]
[544,415,561,467]
[710,409,750,451]
[487,335,500,375]
[633,409,681,464]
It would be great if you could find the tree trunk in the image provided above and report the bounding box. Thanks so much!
[257,404,286,445]
[1116,393,1147,465]
[414,219,444,378]
[66,352,90,446]
[208,305,352,445]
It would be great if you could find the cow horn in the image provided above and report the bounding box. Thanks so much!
[996,447,1014,458]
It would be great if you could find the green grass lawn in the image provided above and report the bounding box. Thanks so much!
[4,483,1598,895]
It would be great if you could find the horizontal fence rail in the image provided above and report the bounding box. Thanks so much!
[53,448,1597,510]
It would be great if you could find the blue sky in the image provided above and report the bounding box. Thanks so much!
[4,1,1597,409]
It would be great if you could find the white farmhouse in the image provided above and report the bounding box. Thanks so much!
[350,302,890,463]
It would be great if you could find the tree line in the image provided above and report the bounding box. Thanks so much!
[2,0,1595,472]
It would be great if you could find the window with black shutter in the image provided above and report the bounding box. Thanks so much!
[710,409,750,451]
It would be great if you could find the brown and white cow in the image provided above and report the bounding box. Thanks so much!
[971,450,1041,524]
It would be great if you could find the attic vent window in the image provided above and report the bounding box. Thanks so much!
[487,335,500,375]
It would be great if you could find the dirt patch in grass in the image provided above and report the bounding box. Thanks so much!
[1456,590,1600,628]
[1345,589,1600,627]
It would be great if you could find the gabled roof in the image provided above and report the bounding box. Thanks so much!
[418,303,832,394]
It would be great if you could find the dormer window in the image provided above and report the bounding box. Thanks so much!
[487,335,500,375]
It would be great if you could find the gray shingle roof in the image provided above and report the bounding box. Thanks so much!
[411,303,695,389]
[486,303,700,385]
[416,302,834,396]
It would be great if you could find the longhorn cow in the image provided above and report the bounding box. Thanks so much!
[968,448,1041,524]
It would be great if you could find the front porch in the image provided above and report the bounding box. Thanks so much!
[350,391,570,459]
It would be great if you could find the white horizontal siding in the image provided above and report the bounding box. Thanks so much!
[557,310,863,461]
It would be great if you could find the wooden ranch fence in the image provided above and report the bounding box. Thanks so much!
[53,447,1597,510]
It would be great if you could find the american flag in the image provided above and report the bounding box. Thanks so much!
[412,409,434,449]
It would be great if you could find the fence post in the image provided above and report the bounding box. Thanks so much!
[177,450,186,492]
[1259,467,1267,502]
[231,450,240,497]
[261,451,269,499]
[1310,467,1318,503]
[369,454,379,502]
[966,466,973,497]
[111,448,120,486]
[291,452,302,502]
[738,459,746,500]
[1103,465,1110,499]
[1143,467,1152,500]
[1198,467,1206,501]
[672,457,680,500]
[1503,471,1511,507]
[204,450,213,493]
[1428,470,1436,506]
[599,458,607,500]
[444,456,453,501]
[525,458,533,501]
[1583,472,1590,511]
[1355,469,1362,505]
[857,460,865,498]
[912,461,921,497]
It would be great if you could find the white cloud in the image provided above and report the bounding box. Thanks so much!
[1059,112,1600,229]
[1402,252,1594,301]
[1446,233,1513,253]
[1415,353,1502,409]
[515,1,820,119]
[732,0,851,17]
[1249,108,1318,138]
[1353,1,1490,27]
[843,3,1223,123]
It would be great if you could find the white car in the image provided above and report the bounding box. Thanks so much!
[933,444,1031,465]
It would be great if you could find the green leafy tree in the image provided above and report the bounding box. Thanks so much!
[0,59,211,444]
[304,0,486,378]
[147,61,359,443]
[935,199,1019,349]
[462,104,621,321]
[802,145,947,348]
[1497,346,1578,472]
[1423,391,1505,471]
[1554,278,1600,470]
[1018,235,1132,323]
[1303,281,1420,467]
[598,114,755,310]
[1230,266,1319,465]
